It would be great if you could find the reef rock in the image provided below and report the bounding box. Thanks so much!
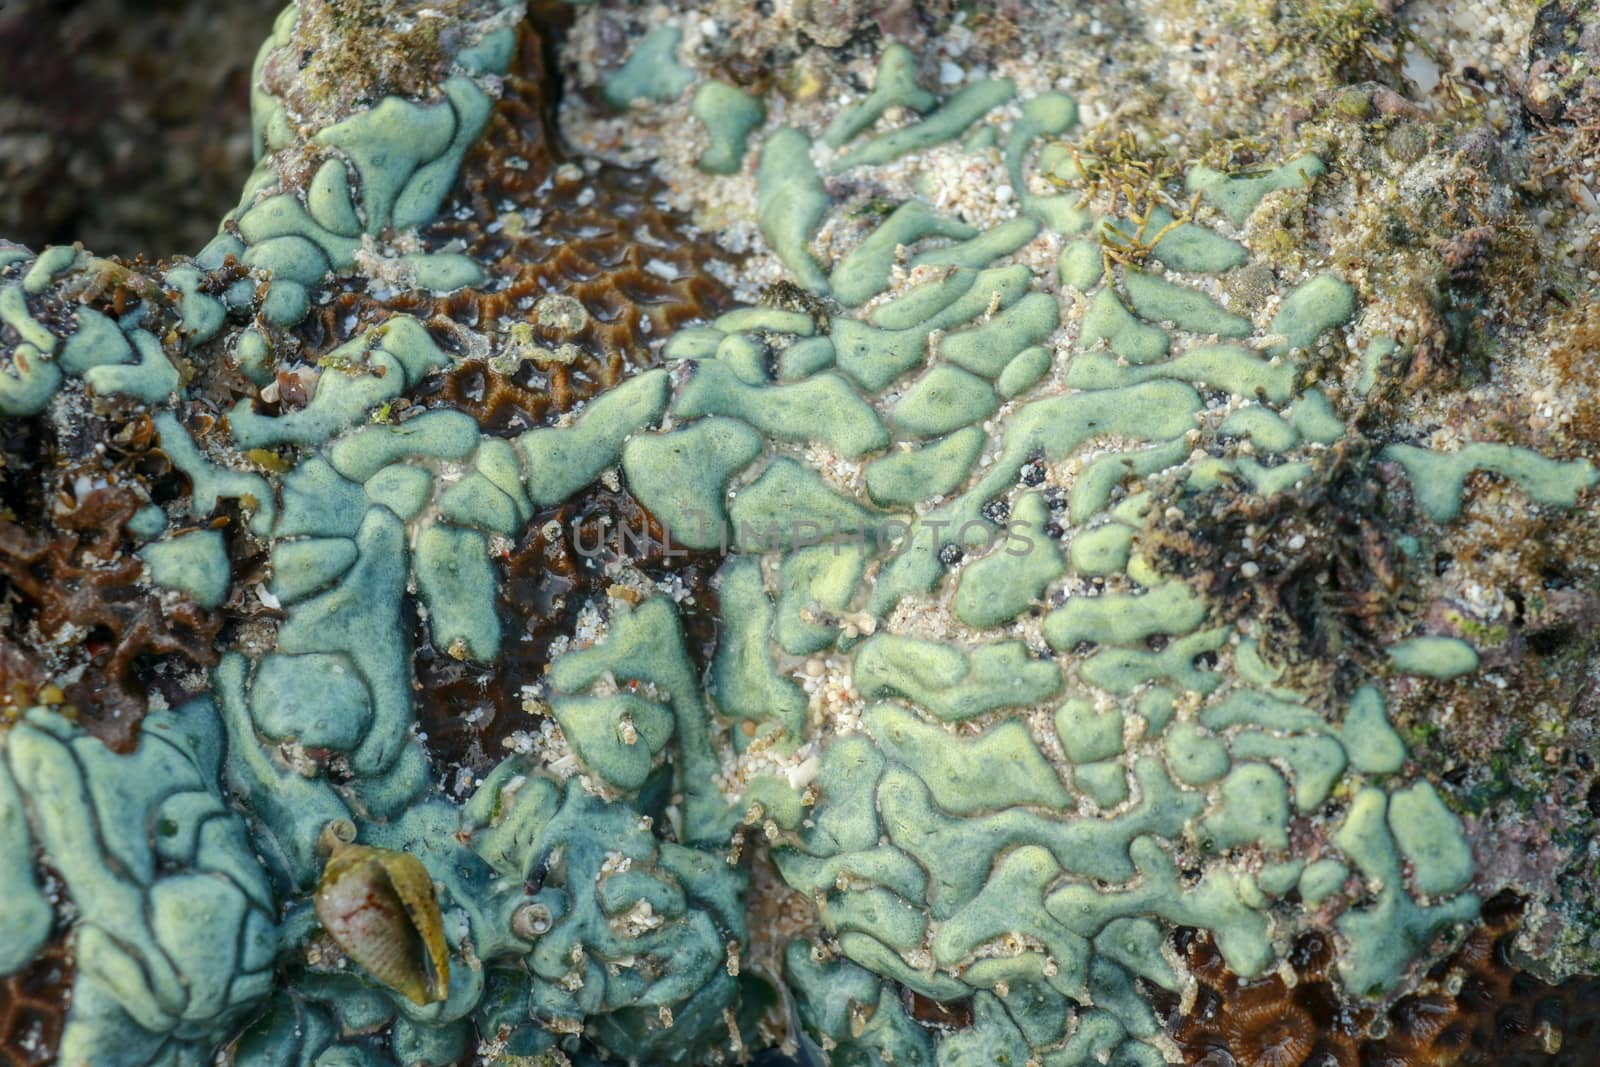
[1,0,1597,1065]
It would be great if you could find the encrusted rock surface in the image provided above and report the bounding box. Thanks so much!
[0,0,1597,1064]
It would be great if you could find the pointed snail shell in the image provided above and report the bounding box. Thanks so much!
[314,841,451,1006]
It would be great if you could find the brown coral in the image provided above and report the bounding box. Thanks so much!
[0,922,71,1067]
[1165,926,1362,1067]
[295,19,732,435]
[1162,895,1600,1067]
[0,461,220,753]
[414,481,722,777]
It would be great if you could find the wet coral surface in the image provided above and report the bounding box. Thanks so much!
[0,0,1598,1064]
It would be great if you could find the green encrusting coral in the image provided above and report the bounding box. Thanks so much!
[1,11,1586,1066]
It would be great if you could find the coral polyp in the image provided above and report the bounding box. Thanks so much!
[1,0,1598,1064]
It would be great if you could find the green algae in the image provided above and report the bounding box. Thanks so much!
[4,703,278,1061]
[832,79,1015,172]
[229,318,446,448]
[1186,156,1326,226]
[156,413,276,535]
[829,201,976,307]
[249,653,372,752]
[1230,732,1346,811]
[997,344,1052,398]
[729,457,891,551]
[1070,521,1137,577]
[1081,289,1169,364]
[866,704,1069,814]
[941,291,1060,378]
[1266,273,1355,356]
[548,597,728,840]
[84,328,181,405]
[60,306,133,374]
[330,410,479,481]
[1333,788,1479,995]
[0,760,52,974]
[363,463,433,519]
[912,216,1040,271]
[1220,405,1299,452]
[1055,699,1124,764]
[1079,628,1229,694]
[709,559,806,743]
[1076,761,1131,807]
[1067,344,1299,403]
[757,129,831,294]
[519,370,669,504]
[1383,441,1597,521]
[1340,687,1406,774]
[692,82,765,174]
[865,426,984,506]
[952,492,1064,627]
[275,508,411,776]
[891,364,997,436]
[1059,240,1105,291]
[0,284,56,352]
[824,44,937,148]
[713,306,815,336]
[1069,438,1190,523]
[774,543,869,654]
[1202,764,1291,850]
[0,342,61,416]
[275,458,367,538]
[777,334,835,379]
[829,316,929,391]
[620,417,761,549]
[439,470,529,534]
[603,25,693,108]
[415,525,500,661]
[1388,782,1474,896]
[1132,208,1249,273]
[1164,723,1231,786]
[1299,859,1350,906]
[1123,271,1251,338]
[1046,835,1270,977]
[855,636,1061,722]
[675,361,888,456]
[1388,635,1479,679]
[0,26,1556,1064]
[140,530,232,609]
[551,694,673,790]
[1044,581,1205,649]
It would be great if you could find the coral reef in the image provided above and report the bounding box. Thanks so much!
[1,0,1597,1064]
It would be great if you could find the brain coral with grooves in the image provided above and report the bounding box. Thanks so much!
[0,0,1597,1065]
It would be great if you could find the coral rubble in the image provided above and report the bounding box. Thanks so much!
[1,0,1597,1064]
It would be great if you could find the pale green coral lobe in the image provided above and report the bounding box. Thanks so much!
[602,24,693,107]
[1187,155,1326,225]
[1388,635,1480,679]
[140,530,232,609]
[1384,441,1598,521]
[757,129,831,293]
[692,81,765,174]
